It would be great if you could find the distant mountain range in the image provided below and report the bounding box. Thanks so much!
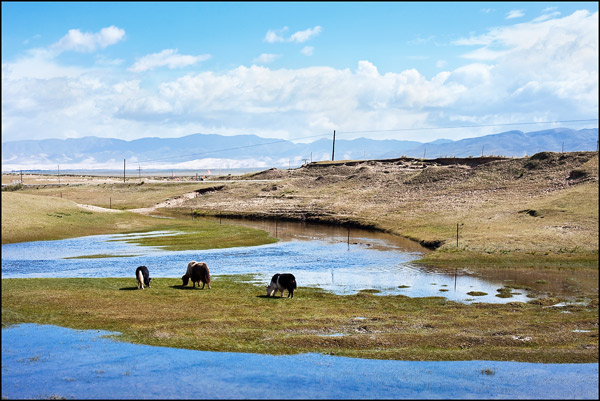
[1,128,597,171]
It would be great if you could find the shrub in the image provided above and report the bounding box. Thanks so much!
[2,183,23,191]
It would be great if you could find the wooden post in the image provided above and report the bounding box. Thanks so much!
[110,197,112,209]
[331,130,336,161]
[347,228,350,250]
[20,170,23,184]
[456,223,459,247]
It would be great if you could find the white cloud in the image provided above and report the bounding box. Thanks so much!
[129,49,211,72]
[436,60,447,68]
[290,26,322,43]
[1,11,597,146]
[450,10,598,117]
[301,46,314,56]
[2,48,84,80]
[506,9,525,19]
[264,27,288,43]
[51,26,125,53]
[1,26,126,80]
[264,26,322,43]
[253,53,280,64]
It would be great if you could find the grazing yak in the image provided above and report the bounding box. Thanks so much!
[136,265,151,289]
[266,273,296,298]
[182,261,211,289]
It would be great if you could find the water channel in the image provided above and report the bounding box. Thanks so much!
[2,324,598,400]
[1,218,543,303]
[3,219,598,399]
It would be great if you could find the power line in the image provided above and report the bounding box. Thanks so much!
[336,119,599,135]
[137,132,332,164]
[136,118,598,166]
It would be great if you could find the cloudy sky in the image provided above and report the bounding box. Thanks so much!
[1,2,598,145]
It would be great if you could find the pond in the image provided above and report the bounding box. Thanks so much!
[2,218,535,304]
[2,324,598,400]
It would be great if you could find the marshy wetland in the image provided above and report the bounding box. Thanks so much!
[2,152,598,398]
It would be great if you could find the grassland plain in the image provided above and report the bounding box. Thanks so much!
[2,151,598,362]
[2,277,598,363]
[6,152,598,268]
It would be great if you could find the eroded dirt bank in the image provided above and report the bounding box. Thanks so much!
[156,151,598,263]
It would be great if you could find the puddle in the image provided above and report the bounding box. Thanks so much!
[2,324,597,400]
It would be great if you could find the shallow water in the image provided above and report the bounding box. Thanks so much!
[1,223,533,303]
[2,324,597,400]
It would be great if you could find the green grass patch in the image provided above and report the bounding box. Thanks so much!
[64,254,138,259]
[2,192,277,251]
[113,224,277,251]
[414,249,599,270]
[466,291,488,296]
[2,277,597,363]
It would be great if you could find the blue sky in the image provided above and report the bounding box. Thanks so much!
[2,1,598,144]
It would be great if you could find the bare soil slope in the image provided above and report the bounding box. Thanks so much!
[180,152,598,264]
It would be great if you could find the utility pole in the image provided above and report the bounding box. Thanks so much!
[58,165,60,185]
[331,130,336,161]
[138,165,141,179]
[20,170,23,184]
[481,145,484,157]
[123,159,126,183]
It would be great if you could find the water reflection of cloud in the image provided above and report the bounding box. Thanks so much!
[2,324,598,400]
[1,231,531,304]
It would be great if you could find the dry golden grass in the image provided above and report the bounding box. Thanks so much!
[182,152,599,267]
[13,181,211,210]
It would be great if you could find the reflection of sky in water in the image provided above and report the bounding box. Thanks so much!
[1,231,531,304]
[2,324,598,400]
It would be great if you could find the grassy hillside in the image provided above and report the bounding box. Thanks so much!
[181,152,599,268]
[1,192,276,250]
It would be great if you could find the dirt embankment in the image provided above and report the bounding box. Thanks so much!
[160,152,598,256]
